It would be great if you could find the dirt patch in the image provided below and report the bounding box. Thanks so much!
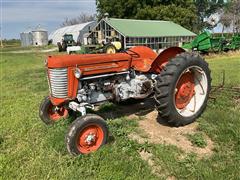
[129,110,214,158]
[139,150,176,179]
[99,98,214,158]
[139,150,164,178]
[233,95,240,105]
[166,176,177,180]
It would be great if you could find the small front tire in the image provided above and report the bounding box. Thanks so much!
[57,42,63,52]
[39,96,68,125]
[65,114,108,155]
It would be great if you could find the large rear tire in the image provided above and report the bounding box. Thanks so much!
[154,52,211,127]
[104,44,117,54]
[65,114,108,155]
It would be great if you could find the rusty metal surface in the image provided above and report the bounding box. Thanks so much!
[47,46,186,106]
[150,47,185,73]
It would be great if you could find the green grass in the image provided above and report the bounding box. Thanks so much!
[186,133,207,148]
[1,43,56,53]
[98,102,117,113]
[2,39,21,48]
[0,51,240,179]
[207,53,240,86]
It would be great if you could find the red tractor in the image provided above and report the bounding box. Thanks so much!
[39,46,211,155]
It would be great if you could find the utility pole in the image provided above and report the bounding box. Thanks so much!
[0,0,3,48]
[0,27,3,48]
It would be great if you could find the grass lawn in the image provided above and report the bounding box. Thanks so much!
[0,49,239,179]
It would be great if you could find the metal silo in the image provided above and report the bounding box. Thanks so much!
[20,30,33,47]
[32,26,48,46]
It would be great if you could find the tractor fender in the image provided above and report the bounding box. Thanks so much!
[129,46,158,72]
[150,47,185,73]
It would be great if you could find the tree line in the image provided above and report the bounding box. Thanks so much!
[61,0,240,33]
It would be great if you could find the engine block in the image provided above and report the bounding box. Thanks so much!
[76,73,153,104]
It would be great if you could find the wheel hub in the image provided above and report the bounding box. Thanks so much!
[178,83,193,97]
[78,125,104,154]
[175,72,195,109]
[48,105,68,121]
[85,133,96,145]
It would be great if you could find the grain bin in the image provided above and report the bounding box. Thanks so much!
[20,30,33,47]
[32,26,48,46]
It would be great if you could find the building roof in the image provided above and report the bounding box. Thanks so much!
[104,18,196,37]
[49,21,95,45]
[32,25,47,32]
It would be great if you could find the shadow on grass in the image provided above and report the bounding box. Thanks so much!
[96,98,155,120]
[42,97,175,154]
[95,97,174,127]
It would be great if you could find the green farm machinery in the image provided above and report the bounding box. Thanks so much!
[183,31,240,53]
[68,40,122,54]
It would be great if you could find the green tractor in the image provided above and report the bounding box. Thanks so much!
[71,37,122,55]
[80,41,121,54]
[57,34,76,52]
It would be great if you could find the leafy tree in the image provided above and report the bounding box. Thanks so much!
[135,4,197,32]
[194,0,226,30]
[96,0,228,33]
[96,0,198,32]
[220,0,240,33]
[96,0,229,32]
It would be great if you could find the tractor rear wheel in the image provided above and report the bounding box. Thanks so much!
[154,52,211,127]
[65,114,108,155]
[39,96,68,125]
[104,44,117,54]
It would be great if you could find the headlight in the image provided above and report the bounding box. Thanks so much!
[74,68,82,79]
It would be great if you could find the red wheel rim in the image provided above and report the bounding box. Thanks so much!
[175,71,195,109]
[48,104,68,121]
[77,124,104,154]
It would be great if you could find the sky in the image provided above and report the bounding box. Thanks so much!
[1,0,97,39]
[1,0,230,39]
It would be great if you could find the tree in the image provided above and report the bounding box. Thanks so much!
[135,4,197,32]
[194,0,226,30]
[60,13,95,27]
[96,0,228,33]
[220,13,232,33]
[220,0,240,33]
[96,0,198,32]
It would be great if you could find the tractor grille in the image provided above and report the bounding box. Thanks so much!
[48,68,68,98]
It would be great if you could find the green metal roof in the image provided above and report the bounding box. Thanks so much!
[105,18,196,37]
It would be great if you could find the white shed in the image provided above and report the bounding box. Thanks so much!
[49,21,96,45]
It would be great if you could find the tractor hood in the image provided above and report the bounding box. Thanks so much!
[47,53,132,76]
[46,46,166,76]
[47,53,131,68]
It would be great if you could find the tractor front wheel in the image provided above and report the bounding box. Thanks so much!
[39,96,68,125]
[57,42,63,52]
[65,114,108,155]
[154,52,211,127]
[62,42,67,51]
